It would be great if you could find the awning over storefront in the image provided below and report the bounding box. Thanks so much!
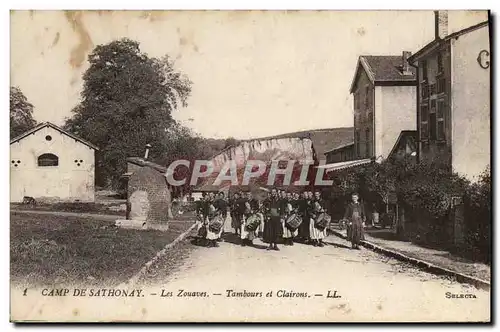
[316,158,373,173]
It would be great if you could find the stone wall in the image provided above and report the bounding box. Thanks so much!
[127,167,170,224]
[127,162,143,175]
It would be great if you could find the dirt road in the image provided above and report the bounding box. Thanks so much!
[11,224,490,322]
[131,228,489,322]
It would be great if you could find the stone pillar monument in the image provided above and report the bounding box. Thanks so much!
[116,166,171,231]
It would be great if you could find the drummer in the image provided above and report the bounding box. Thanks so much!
[230,192,242,236]
[296,191,311,244]
[195,193,208,245]
[309,191,327,247]
[280,189,287,200]
[248,192,264,237]
[214,192,228,241]
[240,192,257,246]
[263,188,283,250]
[282,191,297,246]
[195,193,205,223]
[205,194,220,248]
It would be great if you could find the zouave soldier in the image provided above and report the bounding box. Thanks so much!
[263,188,283,251]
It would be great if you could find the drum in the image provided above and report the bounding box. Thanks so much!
[245,214,261,232]
[208,215,224,233]
[285,213,302,230]
[315,212,331,230]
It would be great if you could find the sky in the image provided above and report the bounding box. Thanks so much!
[10,10,488,139]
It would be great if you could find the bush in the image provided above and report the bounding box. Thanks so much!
[397,160,469,219]
[337,159,469,220]
[466,167,491,216]
[334,159,491,260]
[463,167,491,262]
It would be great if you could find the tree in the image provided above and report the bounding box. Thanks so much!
[464,166,490,262]
[396,160,469,219]
[363,159,410,213]
[224,137,240,149]
[64,38,192,187]
[10,87,37,139]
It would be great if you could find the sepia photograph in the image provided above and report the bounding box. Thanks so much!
[9,9,491,322]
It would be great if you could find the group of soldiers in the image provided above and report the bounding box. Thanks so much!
[195,188,332,251]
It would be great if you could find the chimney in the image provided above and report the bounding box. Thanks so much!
[402,51,412,75]
[434,10,448,40]
[144,143,152,160]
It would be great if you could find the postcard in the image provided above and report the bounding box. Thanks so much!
[10,9,491,322]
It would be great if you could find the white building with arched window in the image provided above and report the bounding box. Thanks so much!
[10,122,99,203]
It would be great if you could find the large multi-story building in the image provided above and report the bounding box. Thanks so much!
[408,11,490,180]
[349,53,417,160]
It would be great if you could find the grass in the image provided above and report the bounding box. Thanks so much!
[10,202,126,216]
[10,212,193,288]
[138,234,198,286]
[11,202,126,216]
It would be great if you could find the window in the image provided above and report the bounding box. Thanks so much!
[437,100,446,141]
[38,153,59,167]
[437,53,444,73]
[421,105,429,140]
[437,100,444,119]
[421,60,428,81]
[437,75,446,93]
[45,135,52,141]
[429,112,437,141]
[429,83,436,96]
[421,82,429,100]
[365,128,371,157]
[437,75,446,94]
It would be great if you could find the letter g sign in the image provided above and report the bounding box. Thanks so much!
[477,50,490,69]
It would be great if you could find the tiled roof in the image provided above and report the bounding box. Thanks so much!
[361,55,417,82]
[350,54,417,93]
[324,142,354,155]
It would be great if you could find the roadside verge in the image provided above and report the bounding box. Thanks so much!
[329,229,491,291]
[118,222,198,288]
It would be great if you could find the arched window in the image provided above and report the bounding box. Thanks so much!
[38,153,59,167]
